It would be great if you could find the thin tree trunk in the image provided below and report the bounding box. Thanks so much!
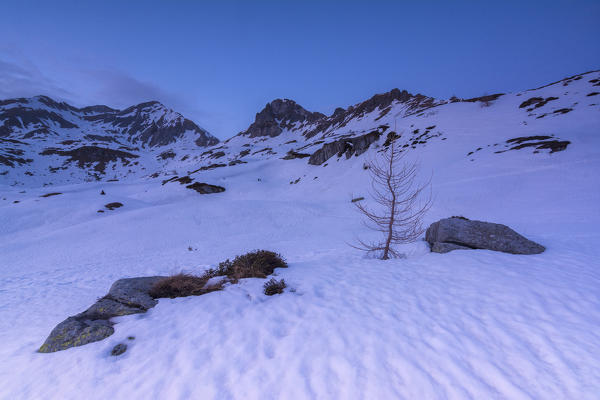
[382,148,396,259]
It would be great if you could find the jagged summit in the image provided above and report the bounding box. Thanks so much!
[241,99,325,138]
[239,89,437,140]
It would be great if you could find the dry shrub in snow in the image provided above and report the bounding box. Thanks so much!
[216,250,287,282]
[150,250,287,298]
[149,273,224,299]
[264,278,286,296]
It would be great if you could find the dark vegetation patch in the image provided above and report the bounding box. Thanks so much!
[588,92,599,97]
[149,273,225,299]
[264,278,286,296]
[150,250,288,299]
[111,343,127,356]
[214,250,288,282]
[40,192,62,198]
[186,182,225,194]
[239,149,251,157]
[105,202,123,210]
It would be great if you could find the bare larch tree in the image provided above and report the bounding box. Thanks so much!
[353,140,432,259]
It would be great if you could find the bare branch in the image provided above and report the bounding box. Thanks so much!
[353,138,432,260]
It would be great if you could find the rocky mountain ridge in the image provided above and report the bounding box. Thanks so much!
[1,70,598,187]
[0,96,218,185]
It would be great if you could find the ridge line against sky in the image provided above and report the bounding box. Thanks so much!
[1,0,599,139]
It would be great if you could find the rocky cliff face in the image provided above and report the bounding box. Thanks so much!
[240,99,325,138]
[238,89,438,141]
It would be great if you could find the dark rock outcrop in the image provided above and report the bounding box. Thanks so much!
[495,136,570,154]
[308,131,381,165]
[39,276,165,353]
[304,89,437,139]
[282,150,311,160]
[40,146,139,172]
[241,99,325,138]
[104,202,123,210]
[186,182,226,194]
[425,217,545,254]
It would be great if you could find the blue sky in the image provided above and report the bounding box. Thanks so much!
[1,1,599,138]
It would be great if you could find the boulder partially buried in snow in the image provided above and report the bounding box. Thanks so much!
[38,276,165,353]
[425,217,545,254]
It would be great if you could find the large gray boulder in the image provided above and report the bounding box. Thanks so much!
[38,276,165,353]
[425,217,545,254]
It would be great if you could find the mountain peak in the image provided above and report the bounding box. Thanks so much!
[241,99,325,138]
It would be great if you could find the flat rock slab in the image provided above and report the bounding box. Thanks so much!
[38,276,165,353]
[426,217,545,254]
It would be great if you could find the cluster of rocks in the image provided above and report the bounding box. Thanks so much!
[38,277,165,353]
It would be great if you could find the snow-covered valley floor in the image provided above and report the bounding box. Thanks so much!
[1,149,599,399]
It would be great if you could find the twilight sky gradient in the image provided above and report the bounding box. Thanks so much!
[1,1,599,139]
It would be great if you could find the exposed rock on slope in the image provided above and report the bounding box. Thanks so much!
[304,88,437,139]
[308,131,382,165]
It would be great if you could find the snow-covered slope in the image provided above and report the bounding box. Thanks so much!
[0,71,599,399]
[159,70,599,183]
[0,96,218,186]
